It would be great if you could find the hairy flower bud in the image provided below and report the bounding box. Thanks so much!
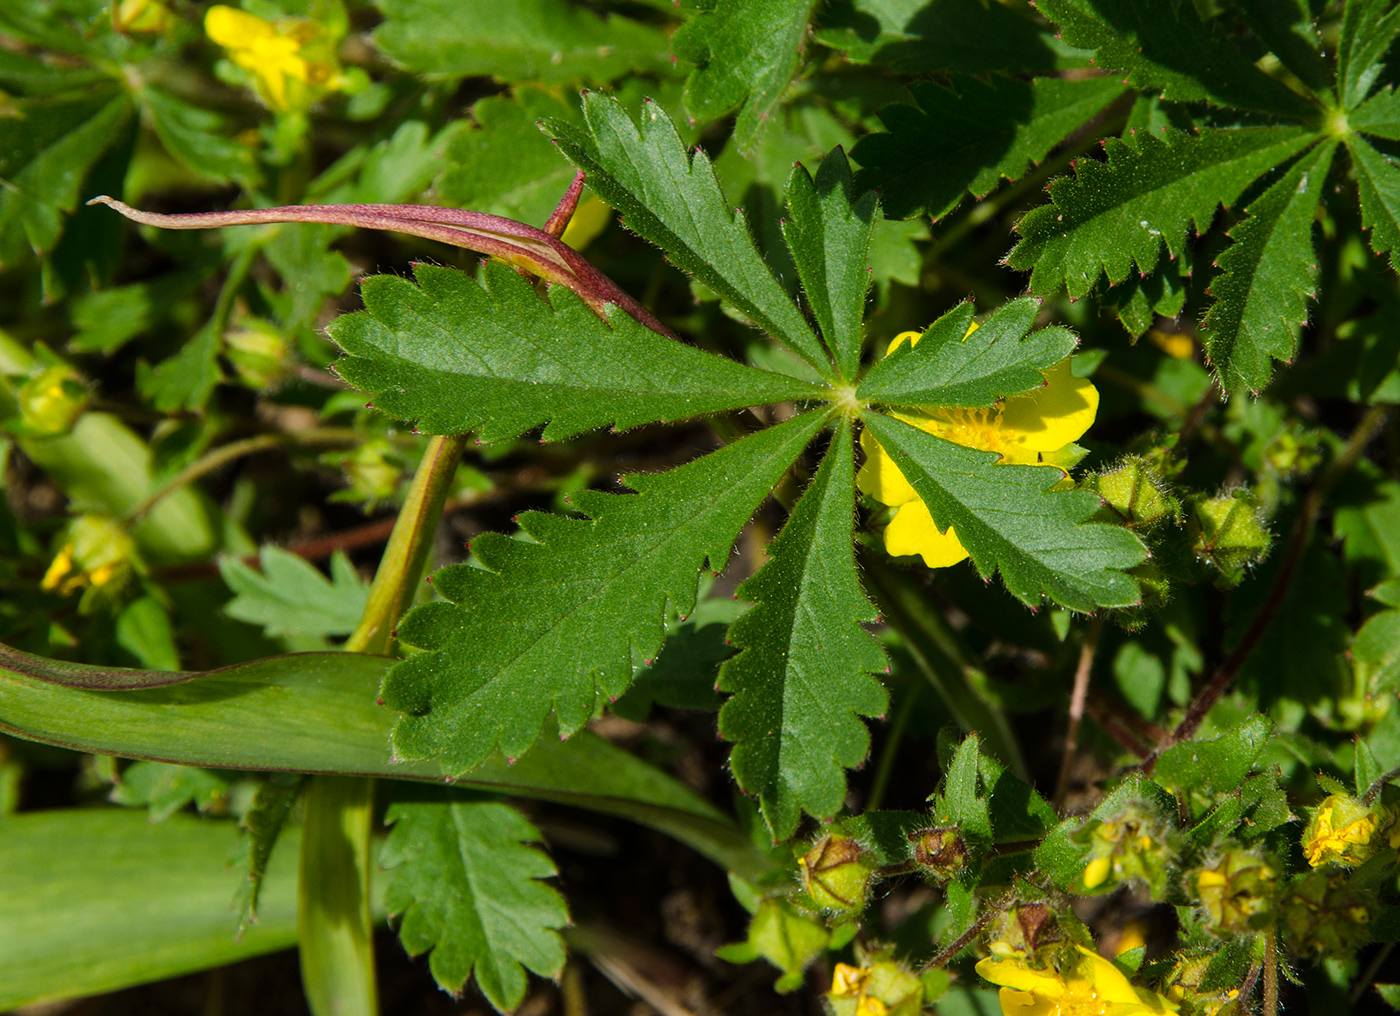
[908,826,967,883]
[827,952,925,1016]
[225,321,289,389]
[1192,849,1277,935]
[800,834,876,915]
[41,515,137,610]
[16,365,88,437]
[1189,490,1270,586]
[1302,794,1397,868]
[1087,457,1179,530]
[1079,809,1176,899]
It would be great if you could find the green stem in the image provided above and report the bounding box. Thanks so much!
[1263,932,1279,1016]
[300,432,467,1016]
[345,433,470,655]
[123,428,362,524]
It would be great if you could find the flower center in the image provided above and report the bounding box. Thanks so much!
[924,405,1010,456]
[1059,982,1112,1016]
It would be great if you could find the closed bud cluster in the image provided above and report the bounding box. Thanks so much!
[826,949,926,1016]
[1079,809,1176,899]
[16,365,88,437]
[1302,793,1399,868]
[908,825,967,883]
[1281,870,1376,958]
[1087,457,1180,530]
[1188,490,1270,586]
[799,834,876,915]
[1192,849,1277,936]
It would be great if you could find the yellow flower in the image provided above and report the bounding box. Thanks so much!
[858,327,1098,568]
[41,516,136,599]
[205,5,343,112]
[1302,794,1394,868]
[976,945,1176,1016]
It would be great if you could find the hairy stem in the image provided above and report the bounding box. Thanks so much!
[1055,616,1102,810]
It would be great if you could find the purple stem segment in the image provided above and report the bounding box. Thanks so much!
[87,193,677,340]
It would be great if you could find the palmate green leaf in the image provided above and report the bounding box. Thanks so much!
[135,323,221,413]
[814,0,1074,73]
[1008,127,1319,299]
[382,794,568,1012]
[1352,87,1400,140]
[857,297,1077,409]
[1349,134,1400,271]
[1339,0,1400,109]
[1227,0,1330,94]
[371,0,673,85]
[851,75,1125,221]
[1098,247,1190,338]
[781,148,874,382]
[330,261,819,441]
[671,0,816,153]
[0,89,132,265]
[859,413,1146,610]
[383,412,826,774]
[141,87,258,187]
[218,547,369,639]
[542,93,829,373]
[717,419,887,839]
[1035,0,1315,118]
[1203,141,1335,394]
[109,760,233,822]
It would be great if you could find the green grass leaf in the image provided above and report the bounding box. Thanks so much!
[671,0,816,152]
[1035,0,1315,117]
[857,297,1077,409]
[382,412,826,773]
[0,89,131,265]
[851,75,1125,221]
[542,93,829,373]
[860,412,1146,610]
[717,420,887,838]
[382,795,568,1012]
[218,547,369,640]
[330,262,820,441]
[371,0,673,84]
[781,148,875,381]
[1202,141,1335,394]
[1350,134,1400,271]
[1008,126,1319,299]
[1339,0,1400,109]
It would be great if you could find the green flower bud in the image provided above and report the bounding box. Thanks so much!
[1078,809,1176,900]
[908,825,967,883]
[17,365,88,437]
[1262,427,1322,480]
[224,321,289,389]
[827,950,925,1016]
[1087,457,1179,530]
[716,899,828,993]
[1189,490,1270,586]
[799,834,876,914]
[41,515,137,610]
[1165,953,1244,1016]
[1302,794,1397,868]
[985,901,1065,961]
[325,439,402,508]
[1281,870,1376,958]
[1192,849,1277,935]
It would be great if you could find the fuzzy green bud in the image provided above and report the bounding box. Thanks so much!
[325,439,402,508]
[1189,490,1270,585]
[1302,794,1397,868]
[908,826,967,883]
[985,901,1065,961]
[1281,870,1376,958]
[17,365,88,437]
[1088,457,1179,530]
[827,952,925,1016]
[1193,849,1277,935]
[225,321,289,389]
[800,834,876,914]
[41,515,137,610]
[1078,809,1176,899]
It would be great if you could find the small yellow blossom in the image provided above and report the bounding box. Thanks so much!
[205,5,344,112]
[828,955,925,1016]
[41,516,136,600]
[1302,794,1395,868]
[1147,329,1194,360]
[976,945,1176,1016]
[858,327,1098,569]
[113,0,175,34]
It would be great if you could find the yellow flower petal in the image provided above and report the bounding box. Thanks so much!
[1083,855,1113,889]
[884,498,969,568]
[1078,946,1145,1005]
[998,987,1053,1016]
[999,360,1099,452]
[858,427,918,506]
[975,957,1065,997]
[205,5,275,46]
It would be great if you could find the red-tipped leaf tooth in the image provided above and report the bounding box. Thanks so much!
[543,169,586,238]
[87,195,677,340]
